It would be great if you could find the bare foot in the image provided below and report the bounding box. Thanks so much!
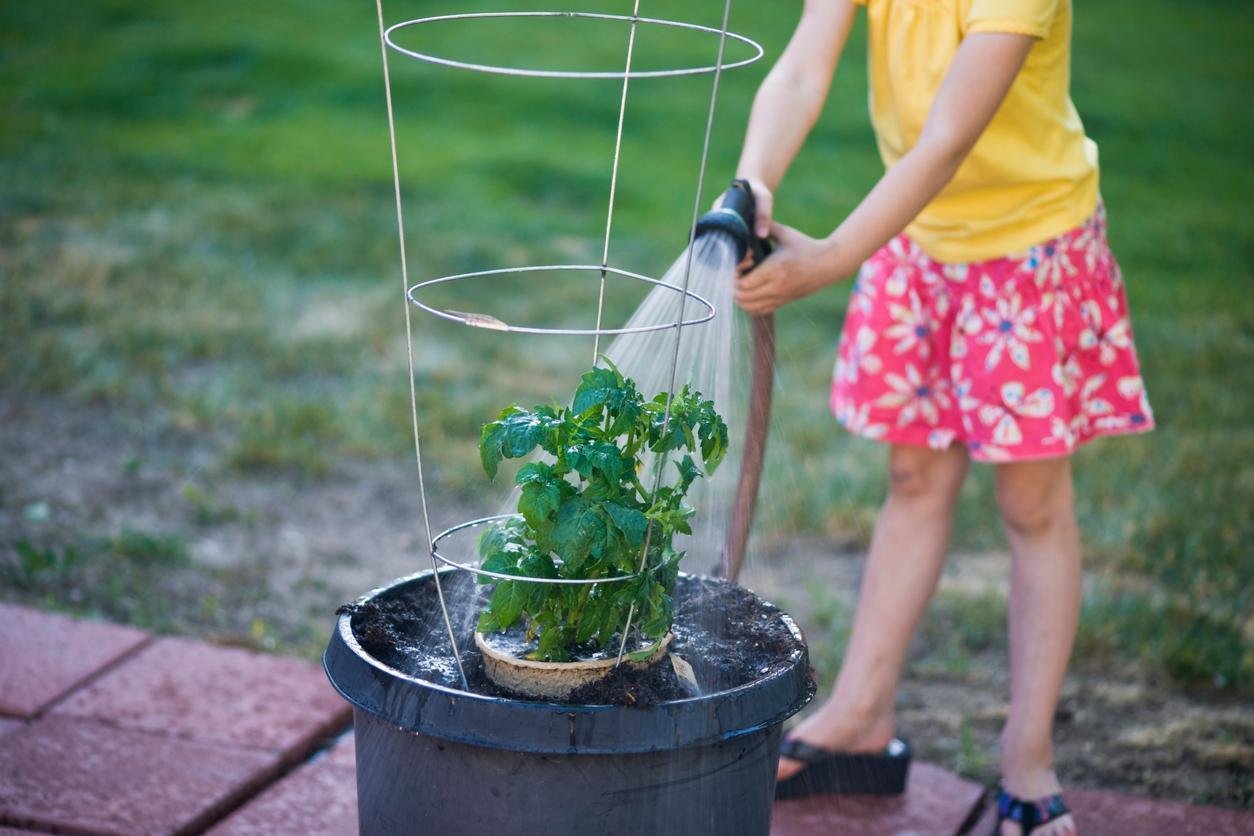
[997,771,1077,836]
[776,700,896,781]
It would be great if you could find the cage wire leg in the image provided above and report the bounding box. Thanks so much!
[591,0,642,363]
[374,0,468,690]
[616,0,735,666]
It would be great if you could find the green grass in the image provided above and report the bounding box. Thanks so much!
[1,1,1251,686]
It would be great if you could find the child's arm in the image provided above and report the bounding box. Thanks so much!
[734,0,858,238]
[736,32,1036,315]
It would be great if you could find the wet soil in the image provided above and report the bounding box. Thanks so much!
[344,574,806,706]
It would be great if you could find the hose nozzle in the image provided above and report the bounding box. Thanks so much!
[694,178,773,267]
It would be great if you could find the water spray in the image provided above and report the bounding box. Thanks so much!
[693,179,776,584]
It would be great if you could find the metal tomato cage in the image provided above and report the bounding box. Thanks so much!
[372,2,769,690]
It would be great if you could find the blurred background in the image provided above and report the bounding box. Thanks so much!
[1,0,1250,807]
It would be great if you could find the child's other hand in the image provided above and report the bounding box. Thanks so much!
[735,222,843,316]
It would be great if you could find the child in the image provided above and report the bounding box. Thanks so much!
[731,2,1153,834]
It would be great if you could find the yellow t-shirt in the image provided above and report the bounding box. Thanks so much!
[851,0,1099,263]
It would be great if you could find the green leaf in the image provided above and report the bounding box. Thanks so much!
[480,408,549,480]
[572,365,623,415]
[567,440,626,485]
[552,498,607,571]
[479,552,516,582]
[518,480,562,530]
[490,581,526,630]
[605,502,648,547]
[515,461,553,486]
[477,609,501,634]
[675,454,701,492]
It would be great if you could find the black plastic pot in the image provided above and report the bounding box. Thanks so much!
[324,569,814,836]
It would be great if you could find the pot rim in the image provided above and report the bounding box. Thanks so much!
[324,568,815,754]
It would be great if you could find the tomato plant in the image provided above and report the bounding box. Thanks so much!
[476,362,728,662]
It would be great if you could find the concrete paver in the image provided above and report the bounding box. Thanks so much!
[208,757,358,836]
[0,604,148,717]
[771,761,986,835]
[52,636,350,761]
[0,716,279,836]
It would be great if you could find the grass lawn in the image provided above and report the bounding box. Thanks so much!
[2,0,1251,765]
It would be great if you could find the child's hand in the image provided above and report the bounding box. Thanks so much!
[735,222,845,316]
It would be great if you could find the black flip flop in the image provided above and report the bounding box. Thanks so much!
[774,736,912,799]
[990,781,1071,835]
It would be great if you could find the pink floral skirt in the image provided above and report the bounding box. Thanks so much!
[831,204,1154,462]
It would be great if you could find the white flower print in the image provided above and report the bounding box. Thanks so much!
[1071,211,1109,274]
[1078,300,1132,365]
[942,262,969,284]
[978,294,1043,371]
[1096,318,1132,365]
[1043,416,1078,450]
[882,235,932,297]
[876,363,951,427]
[835,326,883,385]
[1051,339,1083,399]
[884,290,932,358]
[927,428,957,450]
[1021,238,1077,289]
[950,296,981,361]
[883,236,927,298]
[850,263,879,318]
[1079,373,1113,424]
[841,403,889,440]
[968,440,1013,461]
[979,272,999,300]
[1116,375,1154,429]
[976,381,1056,446]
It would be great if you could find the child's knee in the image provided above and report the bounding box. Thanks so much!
[887,446,966,505]
[995,467,1073,538]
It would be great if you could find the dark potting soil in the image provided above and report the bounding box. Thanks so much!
[340,574,806,707]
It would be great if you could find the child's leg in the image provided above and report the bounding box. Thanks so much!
[995,457,1081,836]
[779,443,968,780]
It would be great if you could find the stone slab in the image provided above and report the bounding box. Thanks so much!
[0,716,279,836]
[771,761,986,836]
[52,636,350,761]
[0,603,148,717]
[207,758,358,836]
[969,786,1254,836]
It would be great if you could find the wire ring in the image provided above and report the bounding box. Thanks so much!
[383,12,763,79]
[407,264,716,336]
[432,514,642,585]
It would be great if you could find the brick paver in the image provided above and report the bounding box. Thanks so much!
[0,719,23,739]
[52,636,350,761]
[0,604,148,717]
[207,756,358,836]
[324,731,355,770]
[0,716,279,836]
[771,761,986,835]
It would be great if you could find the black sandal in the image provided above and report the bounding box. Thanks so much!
[774,736,912,799]
[991,781,1071,835]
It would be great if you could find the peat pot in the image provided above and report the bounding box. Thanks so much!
[324,569,814,836]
